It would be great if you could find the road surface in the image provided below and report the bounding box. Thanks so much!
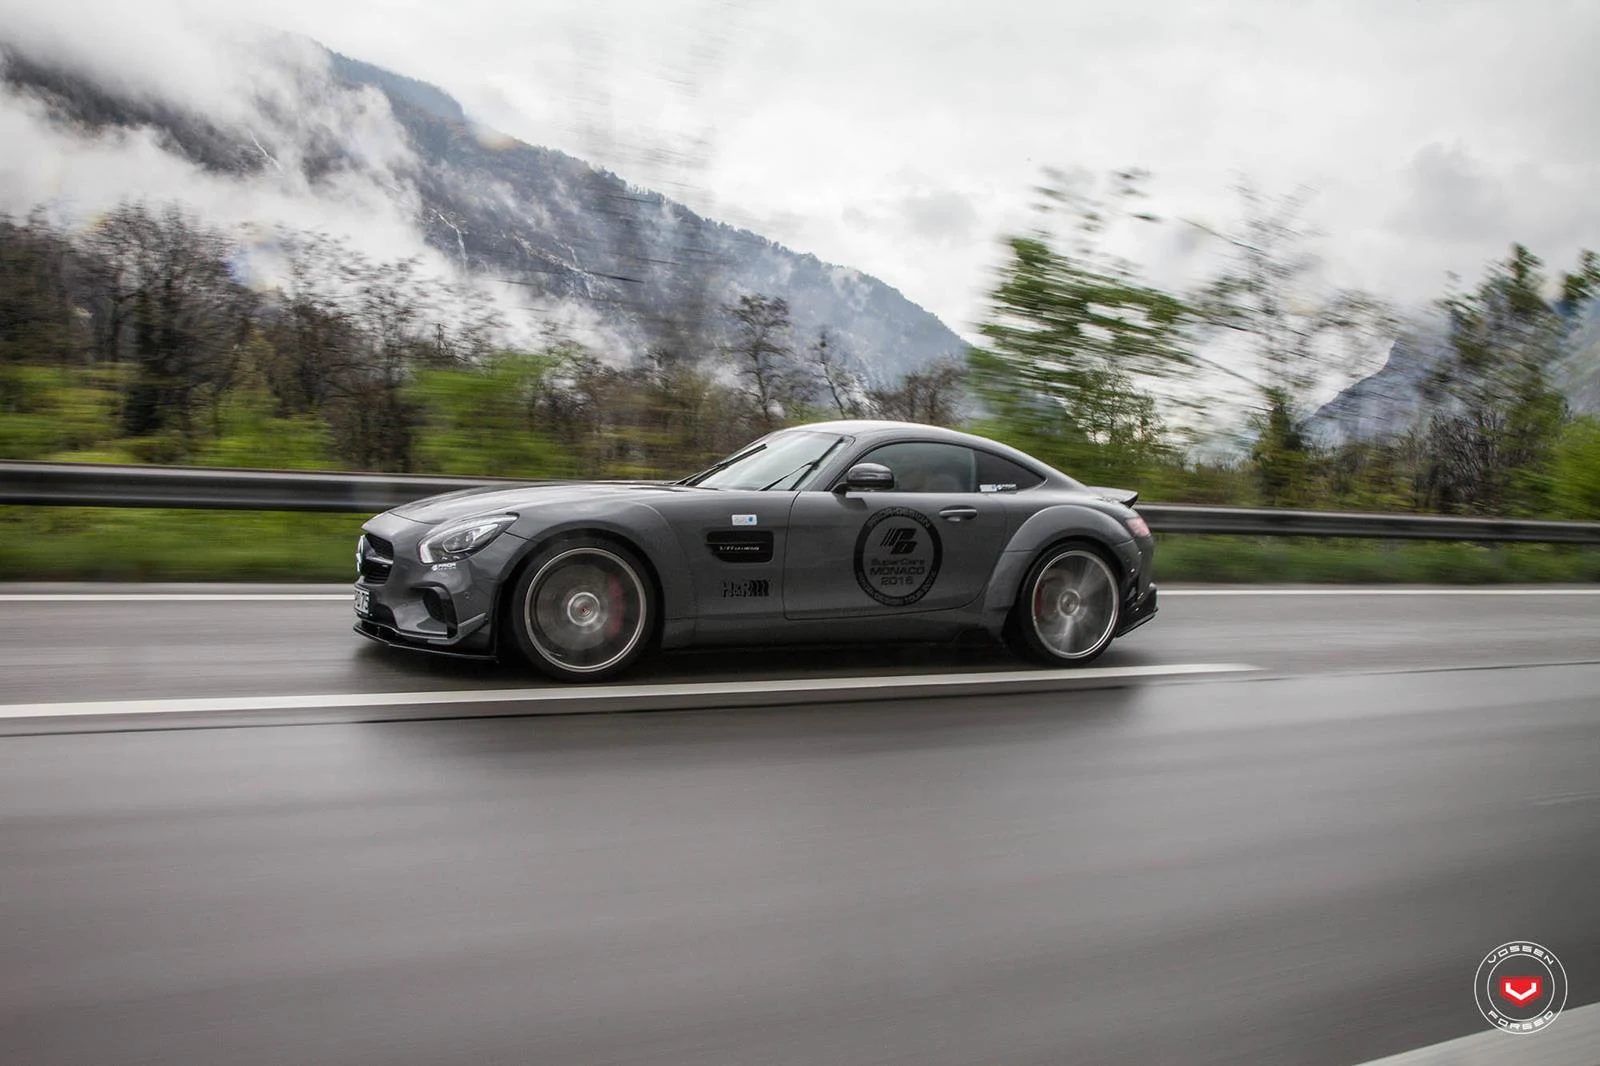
[1,586,1597,1065]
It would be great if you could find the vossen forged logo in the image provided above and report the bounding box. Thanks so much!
[1474,941,1569,1034]
[854,508,942,607]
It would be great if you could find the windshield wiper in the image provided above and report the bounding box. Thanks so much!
[679,443,767,487]
[759,458,823,492]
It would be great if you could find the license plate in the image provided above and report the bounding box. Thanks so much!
[354,587,372,616]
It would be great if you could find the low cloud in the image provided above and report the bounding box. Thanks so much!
[0,0,636,355]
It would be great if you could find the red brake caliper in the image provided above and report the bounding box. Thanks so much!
[605,573,625,640]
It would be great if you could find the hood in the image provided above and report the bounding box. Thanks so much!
[390,480,676,524]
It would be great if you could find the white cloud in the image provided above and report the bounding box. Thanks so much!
[256,0,1597,331]
[3,0,1597,382]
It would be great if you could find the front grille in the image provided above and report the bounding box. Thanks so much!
[358,534,394,584]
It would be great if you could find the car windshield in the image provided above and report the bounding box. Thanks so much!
[688,431,847,490]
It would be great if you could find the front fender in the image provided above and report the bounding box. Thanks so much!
[506,501,698,624]
[979,504,1141,636]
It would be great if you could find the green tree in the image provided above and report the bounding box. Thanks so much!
[1185,184,1395,505]
[968,168,1189,484]
[1422,244,1572,515]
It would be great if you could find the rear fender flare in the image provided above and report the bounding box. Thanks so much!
[981,504,1138,633]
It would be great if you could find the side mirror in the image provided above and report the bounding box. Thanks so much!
[835,462,895,494]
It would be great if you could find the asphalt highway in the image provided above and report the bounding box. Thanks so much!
[1,583,1598,702]
[1,586,1598,1065]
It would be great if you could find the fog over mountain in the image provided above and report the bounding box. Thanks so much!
[0,12,965,385]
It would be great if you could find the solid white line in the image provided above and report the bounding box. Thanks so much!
[1347,1001,1600,1065]
[0,663,1258,721]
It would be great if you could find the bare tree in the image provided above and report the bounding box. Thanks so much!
[81,203,256,439]
[808,326,860,417]
[866,357,967,426]
[723,293,800,430]
[0,208,88,368]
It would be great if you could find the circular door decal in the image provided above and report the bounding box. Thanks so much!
[854,507,942,606]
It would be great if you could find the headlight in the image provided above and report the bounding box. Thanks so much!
[1125,514,1151,538]
[418,515,517,564]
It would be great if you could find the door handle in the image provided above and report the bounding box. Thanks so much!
[939,506,979,522]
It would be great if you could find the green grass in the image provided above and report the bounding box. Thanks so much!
[0,507,360,582]
[2,508,1598,584]
[1153,535,1600,584]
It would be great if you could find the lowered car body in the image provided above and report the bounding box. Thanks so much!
[353,420,1158,681]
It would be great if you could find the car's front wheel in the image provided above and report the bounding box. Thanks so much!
[1010,541,1123,667]
[509,537,655,683]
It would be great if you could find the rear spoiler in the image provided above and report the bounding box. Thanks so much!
[1085,486,1139,507]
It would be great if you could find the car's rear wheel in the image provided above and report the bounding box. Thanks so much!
[1010,541,1122,667]
[509,538,655,683]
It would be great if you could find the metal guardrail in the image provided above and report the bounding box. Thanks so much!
[3,461,1600,544]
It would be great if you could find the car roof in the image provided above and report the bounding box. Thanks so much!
[789,420,1080,485]
[795,419,992,444]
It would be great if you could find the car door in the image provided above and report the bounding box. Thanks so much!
[783,441,1010,620]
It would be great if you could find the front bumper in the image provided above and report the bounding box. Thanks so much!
[350,512,526,660]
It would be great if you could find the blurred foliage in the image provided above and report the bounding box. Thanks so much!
[967,169,1189,489]
[1417,244,1576,517]
[1,190,1599,587]
[1552,416,1600,519]
[0,506,354,582]
[407,351,570,478]
[0,364,121,458]
[1155,536,1600,585]
[4,506,1597,584]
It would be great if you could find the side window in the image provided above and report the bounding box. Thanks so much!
[974,450,1046,493]
[857,442,977,493]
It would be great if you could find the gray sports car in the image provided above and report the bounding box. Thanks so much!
[352,420,1158,681]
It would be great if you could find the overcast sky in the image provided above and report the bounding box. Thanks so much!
[3,0,1598,351]
[240,0,1600,339]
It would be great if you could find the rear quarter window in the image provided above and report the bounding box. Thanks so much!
[974,451,1046,493]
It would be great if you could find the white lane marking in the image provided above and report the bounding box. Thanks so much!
[1,587,1597,602]
[1162,588,1600,596]
[1348,1001,1600,1065]
[0,663,1258,721]
[1532,790,1600,807]
[0,594,350,602]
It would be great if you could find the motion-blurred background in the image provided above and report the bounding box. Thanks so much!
[1,0,1598,582]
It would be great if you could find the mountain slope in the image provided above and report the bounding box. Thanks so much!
[1307,301,1600,445]
[1304,326,1450,445]
[0,34,966,383]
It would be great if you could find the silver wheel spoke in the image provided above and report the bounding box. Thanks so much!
[1029,549,1119,660]
[525,548,647,673]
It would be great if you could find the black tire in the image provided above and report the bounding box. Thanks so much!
[1008,540,1123,667]
[508,537,656,683]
